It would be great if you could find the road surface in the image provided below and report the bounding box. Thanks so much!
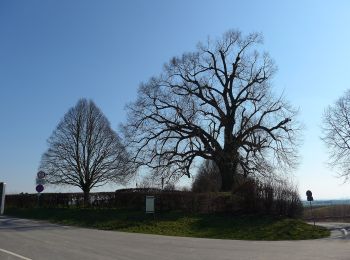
[1,216,350,260]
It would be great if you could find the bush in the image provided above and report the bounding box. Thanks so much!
[5,181,303,218]
[234,178,303,218]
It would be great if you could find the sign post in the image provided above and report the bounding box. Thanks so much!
[0,182,6,215]
[306,190,315,226]
[36,171,46,207]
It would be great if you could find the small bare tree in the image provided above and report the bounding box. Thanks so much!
[123,30,300,191]
[192,160,221,193]
[39,99,135,204]
[322,90,350,180]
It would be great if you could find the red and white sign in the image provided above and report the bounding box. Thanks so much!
[37,171,46,179]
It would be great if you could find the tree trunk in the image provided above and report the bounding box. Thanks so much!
[217,127,241,191]
[217,157,238,192]
[83,188,90,207]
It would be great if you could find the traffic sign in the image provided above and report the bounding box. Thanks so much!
[306,190,313,201]
[36,184,44,193]
[37,171,46,179]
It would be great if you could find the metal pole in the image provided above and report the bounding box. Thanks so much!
[37,193,41,208]
[310,201,315,226]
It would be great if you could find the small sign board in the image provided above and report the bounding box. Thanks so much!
[145,196,155,213]
[36,178,46,185]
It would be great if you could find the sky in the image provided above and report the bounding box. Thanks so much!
[1,0,350,199]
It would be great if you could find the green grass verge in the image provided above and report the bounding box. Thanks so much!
[5,208,329,240]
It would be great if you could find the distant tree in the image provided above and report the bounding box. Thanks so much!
[123,30,300,191]
[39,99,135,205]
[137,173,176,190]
[322,90,350,180]
[163,182,176,191]
[137,174,158,189]
[192,160,221,193]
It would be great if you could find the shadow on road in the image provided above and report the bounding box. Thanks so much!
[0,216,69,232]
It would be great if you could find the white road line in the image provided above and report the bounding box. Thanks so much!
[0,248,32,260]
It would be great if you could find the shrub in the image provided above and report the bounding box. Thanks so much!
[5,182,302,218]
[234,178,303,218]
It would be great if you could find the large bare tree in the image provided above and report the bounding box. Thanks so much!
[40,99,135,204]
[322,90,350,180]
[123,30,300,191]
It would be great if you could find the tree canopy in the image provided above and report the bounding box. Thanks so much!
[123,30,300,191]
[40,99,135,203]
[322,90,350,181]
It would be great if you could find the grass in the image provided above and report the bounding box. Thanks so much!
[5,207,329,240]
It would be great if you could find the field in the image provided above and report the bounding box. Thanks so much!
[5,208,329,240]
[304,204,350,221]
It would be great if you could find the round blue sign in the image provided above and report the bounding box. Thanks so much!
[37,171,46,179]
[36,184,44,193]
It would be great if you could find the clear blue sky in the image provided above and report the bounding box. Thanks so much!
[1,0,350,199]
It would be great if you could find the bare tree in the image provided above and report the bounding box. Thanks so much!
[322,90,350,180]
[192,160,221,193]
[40,99,135,204]
[123,30,300,191]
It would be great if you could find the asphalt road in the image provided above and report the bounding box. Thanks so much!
[1,216,350,260]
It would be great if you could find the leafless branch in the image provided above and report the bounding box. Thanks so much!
[40,99,136,203]
[123,30,301,191]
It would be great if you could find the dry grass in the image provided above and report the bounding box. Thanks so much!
[304,204,350,221]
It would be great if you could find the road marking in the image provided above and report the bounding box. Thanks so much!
[0,248,32,260]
